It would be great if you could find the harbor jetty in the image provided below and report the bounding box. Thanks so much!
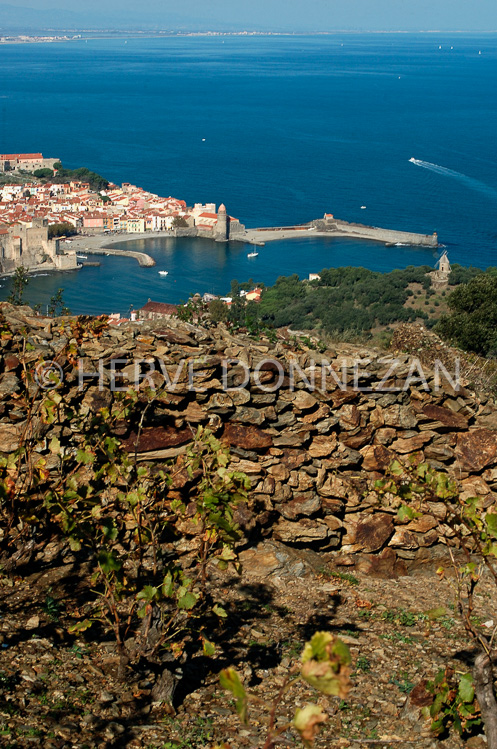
[1,161,439,277]
[71,234,157,267]
[65,212,438,270]
[243,215,438,248]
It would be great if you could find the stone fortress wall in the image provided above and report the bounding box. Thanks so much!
[0,219,78,275]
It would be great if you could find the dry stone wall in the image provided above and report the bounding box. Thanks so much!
[1,302,497,575]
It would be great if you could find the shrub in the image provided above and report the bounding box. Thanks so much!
[0,315,249,699]
[375,460,497,746]
[33,168,54,179]
[220,631,352,748]
[437,272,497,356]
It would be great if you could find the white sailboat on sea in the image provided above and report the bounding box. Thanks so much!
[158,270,169,276]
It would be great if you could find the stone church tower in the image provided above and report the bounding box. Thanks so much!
[215,204,229,242]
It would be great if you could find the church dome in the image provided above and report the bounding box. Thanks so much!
[218,203,227,213]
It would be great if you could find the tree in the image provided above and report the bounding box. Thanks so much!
[228,297,246,327]
[48,222,77,239]
[33,168,54,179]
[436,272,497,356]
[50,166,109,192]
[172,215,189,228]
[48,289,70,317]
[209,299,229,323]
[7,266,29,306]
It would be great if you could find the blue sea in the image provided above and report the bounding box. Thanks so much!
[0,34,496,314]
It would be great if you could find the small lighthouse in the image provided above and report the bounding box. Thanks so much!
[215,203,229,242]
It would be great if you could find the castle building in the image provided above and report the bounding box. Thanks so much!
[0,219,78,275]
[0,153,60,173]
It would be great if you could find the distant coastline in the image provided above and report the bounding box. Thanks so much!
[2,30,497,46]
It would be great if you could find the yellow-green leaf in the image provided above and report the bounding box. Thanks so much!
[301,659,351,698]
[212,604,228,618]
[293,703,328,748]
[67,619,92,634]
[219,668,248,724]
[177,591,198,610]
[202,637,216,657]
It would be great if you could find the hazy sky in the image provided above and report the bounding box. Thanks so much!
[3,0,497,30]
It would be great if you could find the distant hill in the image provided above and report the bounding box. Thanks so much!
[0,4,81,30]
[0,3,224,32]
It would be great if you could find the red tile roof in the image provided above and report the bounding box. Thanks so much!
[0,153,43,160]
[140,301,178,314]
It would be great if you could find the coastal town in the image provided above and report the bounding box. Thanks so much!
[0,34,84,44]
[0,152,248,275]
[0,152,439,282]
[0,152,244,237]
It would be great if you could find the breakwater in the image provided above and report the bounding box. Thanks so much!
[330,219,439,248]
[69,215,438,266]
[70,235,156,267]
[243,217,438,248]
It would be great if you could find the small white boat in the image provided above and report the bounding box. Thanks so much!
[77,254,88,259]
[360,206,367,209]
[158,270,169,276]
[247,252,259,258]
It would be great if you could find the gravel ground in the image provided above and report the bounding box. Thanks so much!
[0,558,494,749]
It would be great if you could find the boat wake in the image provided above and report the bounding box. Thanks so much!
[409,158,497,201]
